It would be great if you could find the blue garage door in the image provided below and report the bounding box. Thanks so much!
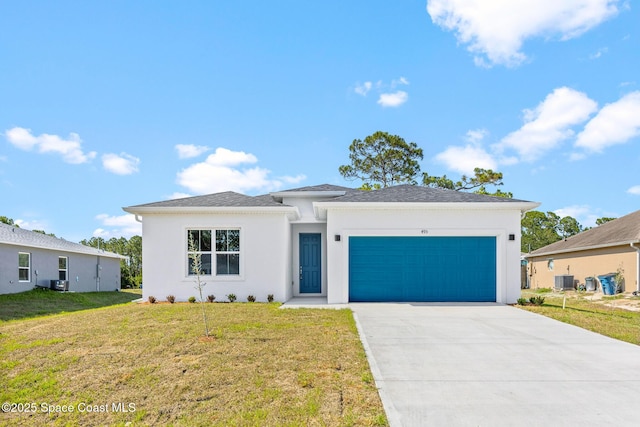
[349,236,496,302]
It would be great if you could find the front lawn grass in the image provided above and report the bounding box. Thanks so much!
[517,293,640,345]
[0,288,141,321]
[0,302,386,426]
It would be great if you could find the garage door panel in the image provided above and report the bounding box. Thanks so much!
[349,236,496,302]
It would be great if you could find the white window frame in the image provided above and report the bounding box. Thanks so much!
[187,229,213,276]
[186,228,242,278]
[215,229,241,276]
[59,256,68,281]
[19,252,31,282]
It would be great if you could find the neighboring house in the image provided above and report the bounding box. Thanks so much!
[123,184,539,304]
[0,223,123,294]
[525,210,640,293]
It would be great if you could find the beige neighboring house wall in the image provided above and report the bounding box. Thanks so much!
[525,209,640,294]
[527,245,638,292]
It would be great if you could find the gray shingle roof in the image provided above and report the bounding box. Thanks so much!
[529,209,640,256]
[126,191,286,208]
[125,184,536,211]
[276,184,359,193]
[0,223,123,258]
[328,184,532,203]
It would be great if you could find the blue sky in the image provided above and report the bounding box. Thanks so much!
[1,1,639,242]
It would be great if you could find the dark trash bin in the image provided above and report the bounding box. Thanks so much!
[597,274,616,295]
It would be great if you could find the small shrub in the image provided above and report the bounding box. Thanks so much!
[227,293,237,303]
[207,294,216,303]
[247,295,256,302]
[529,295,545,306]
[166,295,176,304]
[517,297,528,306]
[267,294,274,303]
[148,296,156,304]
[188,296,197,303]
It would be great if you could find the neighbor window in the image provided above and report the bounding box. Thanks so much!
[187,229,212,275]
[216,229,240,275]
[18,252,31,282]
[59,256,68,280]
[547,259,554,271]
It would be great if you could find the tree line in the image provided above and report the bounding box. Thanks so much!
[338,131,616,253]
[80,236,142,288]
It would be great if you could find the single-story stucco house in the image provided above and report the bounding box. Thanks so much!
[124,184,539,304]
[525,209,640,294]
[0,222,123,294]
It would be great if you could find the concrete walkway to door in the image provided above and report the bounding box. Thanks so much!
[351,303,640,427]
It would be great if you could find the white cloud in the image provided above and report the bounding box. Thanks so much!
[574,91,640,154]
[5,127,97,164]
[176,147,304,194]
[496,87,598,162]
[589,47,608,59]
[102,153,140,175]
[554,205,591,219]
[435,144,497,175]
[426,0,620,67]
[627,185,640,195]
[554,205,602,228]
[354,81,373,96]
[279,174,307,184]
[92,228,110,239]
[353,77,410,107]
[391,77,410,87]
[13,218,50,232]
[465,128,488,144]
[204,147,257,166]
[175,144,209,159]
[94,213,141,238]
[377,91,408,108]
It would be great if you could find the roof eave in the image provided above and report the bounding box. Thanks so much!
[313,201,540,220]
[0,240,125,259]
[123,205,300,220]
[526,240,640,258]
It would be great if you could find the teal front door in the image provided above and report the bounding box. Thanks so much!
[299,233,321,293]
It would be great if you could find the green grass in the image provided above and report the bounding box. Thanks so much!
[0,288,141,321]
[517,293,640,345]
[0,302,387,426]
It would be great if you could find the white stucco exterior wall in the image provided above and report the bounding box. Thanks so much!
[0,244,121,294]
[140,212,291,302]
[324,206,524,304]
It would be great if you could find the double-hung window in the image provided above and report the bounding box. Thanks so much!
[187,229,240,276]
[59,256,68,280]
[18,252,31,282]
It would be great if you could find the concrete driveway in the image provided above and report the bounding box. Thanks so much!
[351,303,640,427]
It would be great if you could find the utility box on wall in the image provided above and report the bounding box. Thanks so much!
[554,275,574,291]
